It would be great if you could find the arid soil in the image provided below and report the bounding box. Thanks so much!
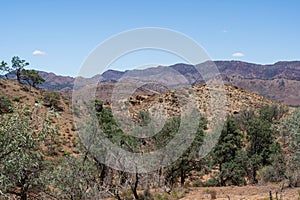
[181,184,300,200]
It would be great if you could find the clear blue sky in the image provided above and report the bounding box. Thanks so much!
[1,0,300,76]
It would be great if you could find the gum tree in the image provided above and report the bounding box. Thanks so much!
[279,109,300,187]
[0,106,58,200]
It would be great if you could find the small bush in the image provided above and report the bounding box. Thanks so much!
[0,95,13,114]
[203,177,218,187]
[137,110,150,126]
[43,91,62,111]
[63,150,72,156]
[192,180,203,187]
[64,99,70,105]
[73,105,80,116]
[12,95,20,102]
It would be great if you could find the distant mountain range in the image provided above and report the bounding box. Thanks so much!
[5,60,299,106]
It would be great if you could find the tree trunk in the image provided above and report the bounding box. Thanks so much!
[99,164,107,186]
[252,167,258,184]
[17,69,21,83]
[20,176,28,200]
[131,173,139,200]
[158,167,162,187]
[219,164,225,186]
[180,166,185,186]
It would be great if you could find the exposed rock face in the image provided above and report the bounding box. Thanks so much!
[127,84,280,121]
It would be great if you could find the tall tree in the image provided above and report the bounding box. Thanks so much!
[0,106,57,200]
[21,69,45,88]
[160,115,206,187]
[279,109,300,187]
[246,106,280,184]
[0,61,12,79]
[11,56,29,83]
[212,118,246,186]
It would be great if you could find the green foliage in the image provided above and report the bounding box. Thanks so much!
[153,116,181,149]
[43,91,62,111]
[259,143,286,183]
[246,118,275,166]
[21,69,45,87]
[258,165,282,183]
[64,99,70,105]
[44,156,99,199]
[279,109,300,187]
[0,61,11,78]
[12,95,20,102]
[88,99,139,152]
[245,106,283,184]
[163,115,206,186]
[0,95,13,114]
[203,177,218,187]
[259,105,287,123]
[233,105,284,184]
[137,110,151,126]
[212,118,247,186]
[0,106,56,199]
[11,56,29,83]
[1,57,45,87]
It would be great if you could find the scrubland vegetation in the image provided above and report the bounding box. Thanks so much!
[0,95,299,199]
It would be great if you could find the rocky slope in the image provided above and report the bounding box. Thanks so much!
[35,60,300,106]
[126,84,282,121]
[0,78,78,157]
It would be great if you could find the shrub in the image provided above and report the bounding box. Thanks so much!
[43,91,62,111]
[12,95,20,102]
[0,95,13,114]
[63,150,72,156]
[73,105,80,116]
[137,110,150,126]
[203,177,218,187]
[64,99,70,105]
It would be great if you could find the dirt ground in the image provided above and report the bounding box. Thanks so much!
[181,184,300,200]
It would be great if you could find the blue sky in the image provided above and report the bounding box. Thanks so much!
[1,0,300,76]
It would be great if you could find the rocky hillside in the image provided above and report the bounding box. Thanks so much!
[223,76,300,105]
[0,78,78,157]
[34,60,300,106]
[126,84,283,121]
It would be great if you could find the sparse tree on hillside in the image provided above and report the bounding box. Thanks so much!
[246,106,281,184]
[212,118,247,186]
[233,106,286,184]
[279,109,300,187]
[0,61,12,79]
[21,69,45,88]
[11,56,29,83]
[45,156,100,200]
[156,115,206,187]
[43,91,62,111]
[0,106,57,200]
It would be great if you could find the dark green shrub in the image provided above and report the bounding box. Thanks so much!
[43,91,62,111]
[0,95,13,114]
[203,177,218,187]
[12,95,20,102]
